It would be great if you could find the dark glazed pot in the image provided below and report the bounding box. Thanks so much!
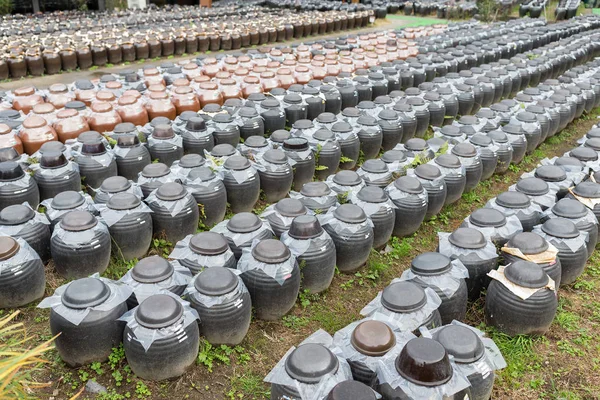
[222,156,260,213]
[469,134,498,181]
[94,176,135,205]
[435,154,466,206]
[219,213,274,260]
[181,117,215,156]
[0,161,39,210]
[147,182,199,244]
[332,122,360,170]
[296,182,338,214]
[185,167,227,228]
[451,143,482,192]
[547,199,598,259]
[0,237,45,308]
[105,193,153,261]
[356,115,383,161]
[148,125,184,167]
[355,186,395,250]
[114,135,152,182]
[257,149,293,203]
[34,152,81,201]
[386,176,428,238]
[378,110,403,151]
[413,164,447,220]
[283,137,315,191]
[0,204,50,262]
[138,163,175,199]
[175,232,236,274]
[76,141,118,191]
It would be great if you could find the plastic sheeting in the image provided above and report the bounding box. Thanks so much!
[280,231,332,257]
[260,204,312,234]
[237,241,297,285]
[461,213,523,244]
[41,192,94,223]
[485,196,543,220]
[289,191,338,210]
[396,259,470,298]
[145,188,192,218]
[31,160,79,177]
[325,174,366,196]
[184,271,248,308]
[488,265,556,299]
[348,193,396,217]
[508,183,557,210]
[0,203,50,237]
[438,232,498,261]
[119,260,191,304]
[385,182,429,207]
[52,219,109,248]
[532,224,588,253]
[211,219,273,248]
[220,165,259,185]
[169,234,236,270]
[0,237,41,276]
[319,211,374,240]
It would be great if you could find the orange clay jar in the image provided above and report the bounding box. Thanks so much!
[171,86,201,114]
[88,102,122,133]
[143,68,165,87]
[276,68,296,89]
[19,115,58,155]
[294,65,313,85]
[145,92,177,120]
[0,123,23,154]
[53,109,89,143]
[201,58,220,78]
[222,57,239,73]
[182,63,202,80]
[219,79,242,101]
[31,103,58,125]
[12,87,44,114]
[241,76,263,98]
[197,82,224,108]
[47,83,75,109]
[94,90,117,105]
[117,95,149,126]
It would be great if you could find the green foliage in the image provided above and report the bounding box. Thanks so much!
[282,315,310,330]
[152,238,172,258]
[388,236,414,260]
[197,340,250,372]
[227,372,270,400]
[339,155,355,164]
[0,0,13,15]
[299,289,319,308]
[90,361,104,375]
[135,381,151,398]
[108,344,126,370]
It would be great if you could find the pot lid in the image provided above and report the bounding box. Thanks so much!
[434,325,485,364]
[490,103,509,113]
[293,119,313,130]
[40,151,68,169]
[516,177,549,196]
[382,281,426,313]
[327,381,377,400]
[317,112,338,124]
[469,208,506,228]
[357,186,387,204]
[504,260,549,288]
[178,111,198,123]
[62,277,110,309]
[261,98,281,110]
[245,136,268,148]
[274,198,307,218]
[435,154,461,169]
[357,101,376,111]
[331,122,353,134]
[332,171,362,187]
[395,337,453,387]
[534,165,566,183]
[333,203,367,224]
[51,191,85,210]
[211,144,237,157]
[341,107,361,119]
[508,232,548,254]
[107,192,141,211]
[152,124,175,140]
[415,164,441,181]
[156,182,186,202]
[351,320,396,357]
[357,115,377,127]
[0,161,24,181]
[261,149,287,165]
[40,141,66,155]
[411,252,452,276]
[393,103,412,113]
[440,126,461,137]
[552,199,587,219]
[78,131,103,144]
[570,147,598,162]
[586,128,600,139]
[584,138,600,152]
[212,113,233,124]
[361,159,389,174]
[178,154,205,169]
[141,163,169,178]
[285,343,339,384]
[190,232,229,256]
[448,227,486,249]
[271,130,291,143]
[476,108,495,120]
[81,140,108,156]
[300,181,331,197]
[0,204,34,225]
[289,215,323,239]
[313,129,336,142]
[132,256,174,283]
[458,116,479,126]
[224,156,251,171]
[113,123,136,135]
[283,137,310,152]
[394,176,423,194]
[469,134,492,147]
[516,111,536,123]
[284,93,302,105]
[381,150,407,164]
[60,210,97,232]
[379,109,398,121]
[135,294,184,329]
[238,107,258,118]
[65,101,87,111]
[496,191,531,209]
[405,138,427,151]
[451,143,477,158]
[100,176,131,194]
[0,236,19,261]
[487,130,508,143]
[117,134,140,148]
[502,124,524,135]
[227,212,262,233]
[573,181,600,198]
[251,239,291,264]
[541,218,579,239]
[186,117,206,132]
[194,266,238,296]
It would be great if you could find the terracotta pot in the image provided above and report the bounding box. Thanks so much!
[0,123,23,154]
[172,86,201,114]
[117,96,149,126]
[12,87,44,114]
[47,83,75,109]
[88,102,122,133]
[219,79,242,101]
[19,116,58,155]
[197,82,224,108]
[145,92,177,121]
[53,109,89,143]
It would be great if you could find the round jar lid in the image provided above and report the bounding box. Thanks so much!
[263,149,288,165]
[332,170,362,186]
[381,281,427,313]
[51,191,86,210]
[541,218,579,239]
[415,164,441,181]
[179,154,205,169]
[317,112,338,124]
[0,204,34,225]
[292,119,313,130]
[245,136,268,149]
[551,199,587,219]
[351,320,396,357]
[331,121,353,134]
[189,232,229,255]
[0,161,24,181]
[496,191,531,209]
[213,113,233,124]
[357,186,387,203]
[275,198,307,218]
[39,141,66,155]
[40,151,68,169]
[470,134,492,147]
[135,294,184,329]
[156,182,187,202]
[132,256,174,283]
[451,143,477,158]
[227,212,262,233]
[502,124,524,135]
[141,163,170,178]
[186,117,207,132]
[300,181,331,197]
[238,107,258,119]
[0,236,19,261]
[394,176,423,194]
[534,165,566,183]
[381,150,407,164]
[100,176,131,194]
[405,138,427,152]
[411,252,452,276]
[224,156,251,171]
[251,239,291,264]
[508,232,548,254]
[504,260,549,289]
[379,109,398,121]
[107,192,141,211]
[516,178,549,196]
[434,325,485,364]
[285,343,339,384]
[573,181,600,198]
[458,115,479,126]
[440,126,461,137]
[283,137,310,152]
[448,227,486,250]
[113,123,136,135]
[313,128,336,142]
[288,215,323,239]
[117,134,141,148]
[570,147,598,162]
[395,337,453,387]
[361,159,389,174]
[584,138,600,152]
[211,144,237,157]
[357,115,378,127]
[194,267,238,296]
[270,130,291,144]
[60,210,98,232]
[62,277,111,309]
[435,154,461,169]
[327,381,376,400]
[469,208,506,228]
[333,204,367,224]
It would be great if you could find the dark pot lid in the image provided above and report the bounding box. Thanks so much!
[448,228,486,250]
[284,93,302,105]
[78,131,103,144]
[458,115,479,126]
[60,210,98,232]
[490,103,510,113]
[351,320,396,357]
[381,281,426,313]
[342,107,361,118]
[245,136,268,148]
[331,122,353,134]
[62,277,110,309]
[224,155,251,171]
[541,218,579,239]
[0,161,24,181]
[188,166,216,182]
[213,113,233,124]
[570,147,598,162]
[327,381,376,400]
[584,138,600,152]
[434,325,485,364]
[516,178,549,196]
[317,112,338,124]
[275,198,307,218]
[293,119,314,130]
[156,182,187,201]
[405,138,427,152]
[117,134,141,148]
[283,137,310,151]
[469,208,506,228]
[415,164,441,181]
[285,343,339,384]
[516,111,536,123]
[470,134,492,147]
[487,130,508,143]
[152,124,175,140]
[534,165,566,183]
[227,212,262,234]
[289,215,323,239]
[361,159,389,174]
[357,115,377,127]
[40,151,68,169]
[132,256,174,283]
[332,171,362,187]
[211,144,237,157]
[178,111,199,122]
[440,126,461,137]
[135,294,184,329]
[357,186,387,204]
[504,260,549,288]
[40,141,66,155]
[508,232,548,254]
[113,122,136,135]
[435,154,461,169]
[0,236,19,261]
[186,117,207,132]
[239,107,258,118]
[381,150,407,164]
[573,181,600,198]
[395,337,453,387]
[81,141,107,156]
[262,149,287,165]
[552,199,587,219]
[496,191,531,209]
[195,266,238,296]
[0,109,20,119]
[502,124,525,135]
[394,103,412,113]
[394,176,424,194]
[51,191,85,210]
[333,204,367,224]
[300,181,331,197]
[411,252,452,276]
[476,108,495,120]
[451,143,477,158]
[0,204,34,225]
[587,128,600,139]
[313,129,336,142]
[107,193,141,211]
[379,109,398,121]
[100,176,131,194]
[179,154,205,169]
[141,163,170,178]
[252,239,291,264]
[190,232,229,255]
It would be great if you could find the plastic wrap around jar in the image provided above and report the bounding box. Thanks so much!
[145,182,199,243]
[221,155,260,213]
[76,141,118,192]
[395,138,435,165]
[485,191,543,232]
[461,208,523,247]
[185,266,251,346]
[169,154,206,182]
[350,186,396,250]
[378,109,403,152]
[183,166,227,228]
[119,256,191,308]
[147,125,184,167]
[361,280,443,333]
[381,149,410,178]
[114,135,152,182]
[266,330,353,400]
[501,124,527,165]
[357,159,393,189]
[38,275,131,367]
[0,203,51,262]
[431,154,466,206]
[93,176,142,205]
[170,232,236,274]
[332,121,360,170]
[398,252,469,325]
[211,212,274,260]
[137,163,178,199]
[523,164,575,201]
[180,117,215,156]
[469,134,499,181]
[0,161,39,210]
[282,137,316,191]
[291,181,339,214]
[239,135,270,159]
[254,149,294,203]
[281,215,336,294]
[485,261,558,336]
[543,198,598,258]
[325,170,366,199]
[567,181,600,222]
[438,229,498,300]
[408,164,447,220]
[208,113,241,147]
[33,151,81,201]
[238,239,300,321]
[0,236,45,308]
[386,176,428,238]
[120,293,200,381]
[450,142,482,193]
[308,129,341,181]
[261,198,309,238]
[41,190,94,229]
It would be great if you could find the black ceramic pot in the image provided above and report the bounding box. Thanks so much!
[185,167,227,228]
[105,193,153,261]
[147,182,199,244]
[222,156,260,213]
[386,176,427,238]
[0,204,51,262]
[0,236,45,308]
